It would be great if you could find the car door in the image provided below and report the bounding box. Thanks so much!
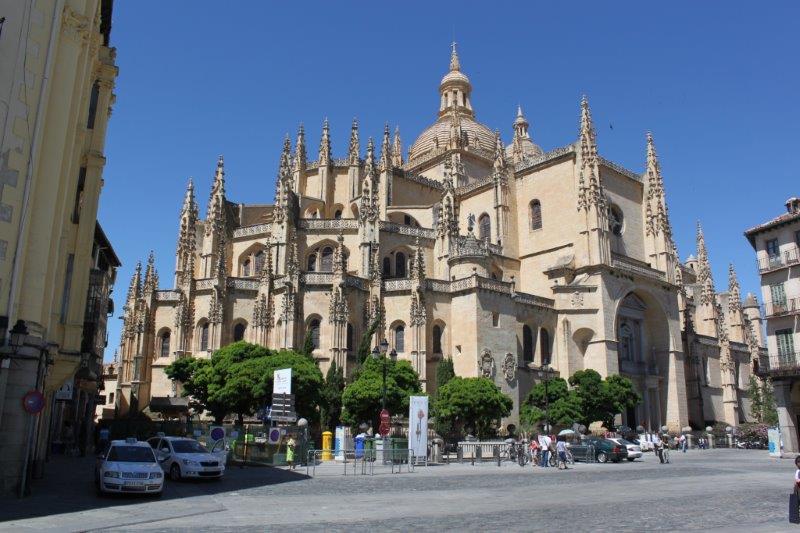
[157,439,172,470]
[210,438,229,465]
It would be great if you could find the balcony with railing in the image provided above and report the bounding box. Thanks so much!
[757,350,800,378]
[757,247,799,273]
[762,296,800,318]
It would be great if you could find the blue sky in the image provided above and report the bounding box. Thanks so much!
[99,1,799,361]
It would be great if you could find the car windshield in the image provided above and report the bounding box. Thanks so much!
[618,439,634,445]
[171,440,209,454]
[107,446,156,463]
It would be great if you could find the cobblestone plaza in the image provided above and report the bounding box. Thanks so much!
[0,449,793,531]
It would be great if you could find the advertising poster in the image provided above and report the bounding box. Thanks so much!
[273,368,292,394]
[408,396,429,459]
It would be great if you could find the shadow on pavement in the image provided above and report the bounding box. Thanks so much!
[0,454,309,524]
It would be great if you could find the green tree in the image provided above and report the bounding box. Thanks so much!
[300,329,315,359]
[341,356,421,429]
[357,315,381,365]
[520,377,582,430]
[433,377,513,439]
[164,342,323,425]
[747,375,764,421]
[568,369,640,429]
[320,360,345,430]
[432,358,457,438]
[762,380,779,426]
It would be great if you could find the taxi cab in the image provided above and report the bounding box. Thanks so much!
[147,436,226,481]
[95,438,164,496]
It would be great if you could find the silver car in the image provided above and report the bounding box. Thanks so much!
[147,436,227,481]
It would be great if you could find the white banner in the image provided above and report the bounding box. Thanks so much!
[408,396,429,458]
[768,428,782,458]
[273,368,292,394]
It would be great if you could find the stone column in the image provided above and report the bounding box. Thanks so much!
[774,380,799,454]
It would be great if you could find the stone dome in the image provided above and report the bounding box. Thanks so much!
[409,115,497,158]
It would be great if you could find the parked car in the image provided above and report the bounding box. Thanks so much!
[147,436,227,481]
[609,437,642,461]
[633,435,655,452]
[95,438,164,496]
[570,437,629,463]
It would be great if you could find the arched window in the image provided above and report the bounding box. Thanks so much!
[618,322,634,361]
[309,318,321,349]
[87,80,100,129]
[522,325,534,363]
[382,257,391,278]
[254,251,265,273]
[608,205,624,236]
[530,200,542,230]
[395,325,405,353]
[540,329,551,366]
[432,325,443,354]
[334,210,342,219]
[199,323,209,352]
[307,252,317,272]
[160,332,171,358]
[478,214,491,241]
[233,323,246,342]
[108,392,115,405]
[347,324,354,353]
[395,252,406,278]
[320,247,333,272]
[242,259,251,277]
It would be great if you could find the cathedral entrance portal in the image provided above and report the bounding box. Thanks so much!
[616,291,670,432]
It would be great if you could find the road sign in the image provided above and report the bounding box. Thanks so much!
[22,390,45,414]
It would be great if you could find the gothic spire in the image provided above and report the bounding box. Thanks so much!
[143,251,156,294]
[493,131,507,175]
[348,118,360,166]
[728,263,742,313]
[577,96,603,211]
[205,156,227,237]
[645,132,673,241]
[318,118,331,167]
[333,232,346,276]
[379,123,392,172]
[411,237,426,282]
[391,126,403,167]
[260,238,273,283]
[177,178,198,280]
[294,123,306,173]
[364,136,376,178]
[513,105,530,139]
[127,260,143,303]
[696,222,715,305]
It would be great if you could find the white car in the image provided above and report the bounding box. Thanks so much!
[147,436,226,481]
[610,438,643,461]
[95,438,164,496]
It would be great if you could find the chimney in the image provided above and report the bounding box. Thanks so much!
[786,197,800,214]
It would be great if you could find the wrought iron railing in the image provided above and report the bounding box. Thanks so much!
[758,351,800,377]
[763,296,800,317]
[757,247,799,273]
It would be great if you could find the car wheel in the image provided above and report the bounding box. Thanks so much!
[596,451,608,463]
[170,464,182,482]
[627,458,635,462]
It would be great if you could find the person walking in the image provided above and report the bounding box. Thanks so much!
[556,437,569,470]
[791,455,800,524]
[652,432,665,464]
[529,437,540,468]
[679,433,688,453]
[539,433,551,467]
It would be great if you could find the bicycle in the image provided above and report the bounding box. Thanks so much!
[516,443,528,467]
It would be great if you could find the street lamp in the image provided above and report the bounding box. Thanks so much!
[537,364,550,434]
[372,341,397,438]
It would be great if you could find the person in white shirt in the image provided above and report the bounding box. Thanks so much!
[651,433,665,463]
[556,438,569,470]
[539,434,552,467]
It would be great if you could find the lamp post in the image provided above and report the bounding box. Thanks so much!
[372,340,395,438]
[537,364,550,434]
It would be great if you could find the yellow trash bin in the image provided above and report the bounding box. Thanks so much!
[321,431,333,461]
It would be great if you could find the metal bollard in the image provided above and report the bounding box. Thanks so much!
[496,445,501,467]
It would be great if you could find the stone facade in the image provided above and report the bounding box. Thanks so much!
[0,0,118,496]
[118,46,761,433]
[746,197,800,452]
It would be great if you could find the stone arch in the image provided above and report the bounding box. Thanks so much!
[232,319,247,342]
[538,327,552,366]
[572,327,594,358]
[613,289,673,432]
[478,212,491,241]
[431,320,446,356]
[306,239,350,273]
[386,245,412,279]
[196,319,210,352]
[330,203,344,219]
[522,324,535,364]
[305,314,322,350]
[350,203,359,219]
[238,243,267,277]
[156,327,171,360]
[390,320,407,353]
[388,211,420,227]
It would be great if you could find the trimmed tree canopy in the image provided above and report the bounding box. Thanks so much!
[433,377,512,439]
[341,356,421,429]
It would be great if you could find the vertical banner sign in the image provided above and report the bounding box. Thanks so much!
[408,396,429,458]
[273,368,292,394]
[768,428,782,458]
[334,426,346,461]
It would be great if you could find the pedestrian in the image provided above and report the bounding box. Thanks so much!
[539,433,551,467]
[286,435,297,469]
[556,437,569,470]
[529,437,540,468]
[651,432,664,464]
[791,456,800,524]
[679,433,687,453]
[97,423,110,455]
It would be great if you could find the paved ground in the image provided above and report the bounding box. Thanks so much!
[0,449,796,531]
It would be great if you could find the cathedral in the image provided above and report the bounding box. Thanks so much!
[117,46,765,432]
